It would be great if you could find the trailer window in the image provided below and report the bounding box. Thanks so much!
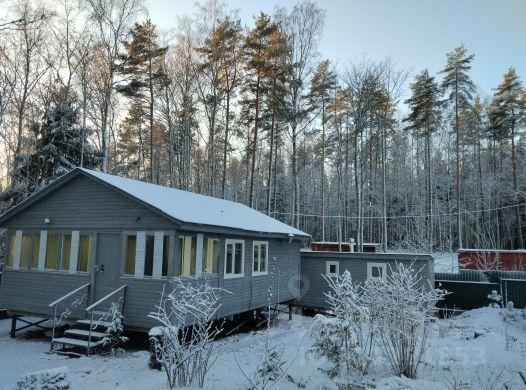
[253,241,268,276]
[203,237,220,274]
[224,239,244,278]
[326,261,339,277]
[367,262,387,281]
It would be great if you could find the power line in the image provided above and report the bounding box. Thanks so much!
[269,202,526,220]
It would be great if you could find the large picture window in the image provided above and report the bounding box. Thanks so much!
[20,233,39,269]
[45,234,73,271]
[123,233,170,277]
[224,239,244,279]
[252,241,268,276]
[179,235,197,276]
[203,237,220,274]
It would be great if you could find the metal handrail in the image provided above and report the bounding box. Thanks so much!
[86,285,127,356]
[49,283,90,352]
[49,283,90,308]
[86,285,127,312]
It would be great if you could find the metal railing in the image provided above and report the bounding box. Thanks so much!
[85,285,127,355]
[49,283,90,350]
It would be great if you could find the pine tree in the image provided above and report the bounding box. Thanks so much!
[117,19,168,183]
[440,44,475,248]
[405,70,442,248]
[309,60,338,240]
[241,13,279,208]
[6,87,100,203]
[488,68,525,248]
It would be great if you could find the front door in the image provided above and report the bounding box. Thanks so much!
[92,233,121,308]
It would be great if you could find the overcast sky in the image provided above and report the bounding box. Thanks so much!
[147,0,525,101]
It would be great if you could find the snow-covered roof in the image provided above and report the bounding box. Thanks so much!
[80,168,308,237]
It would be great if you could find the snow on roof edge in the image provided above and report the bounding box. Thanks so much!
[79,168,309,238]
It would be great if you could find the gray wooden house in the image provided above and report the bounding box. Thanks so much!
[0,168,308,352]
[298,251,435,309]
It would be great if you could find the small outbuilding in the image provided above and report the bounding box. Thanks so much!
[298,250,435,309]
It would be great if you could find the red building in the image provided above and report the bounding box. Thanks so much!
[458,249,526,271]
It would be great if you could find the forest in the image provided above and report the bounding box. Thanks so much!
[0,0,524,252]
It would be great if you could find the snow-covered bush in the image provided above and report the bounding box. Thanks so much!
[361,262,445,379]
[101,302,128,355]
[148,276,227,388]
[487,290,502,308]
[311,270,372,379]
[15,367,69,390]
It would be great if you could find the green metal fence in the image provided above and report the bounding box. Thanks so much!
[435,270,526,310]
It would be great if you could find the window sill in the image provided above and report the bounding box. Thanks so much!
[252,271,268,277]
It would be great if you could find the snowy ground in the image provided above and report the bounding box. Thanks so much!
[1,307,525,389]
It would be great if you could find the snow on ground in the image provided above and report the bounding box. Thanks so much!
[1,307,525,389]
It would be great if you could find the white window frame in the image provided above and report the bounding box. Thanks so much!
[367,262,387,281]
[252,241,269,276]
[326,261,339,278]
[224,239,245,279]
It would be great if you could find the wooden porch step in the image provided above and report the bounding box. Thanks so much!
[52,337,101,349]
[64,329,107,339]
[77,319,112,328]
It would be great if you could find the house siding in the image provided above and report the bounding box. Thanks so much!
[1,203,300,330]
[298,251,434,309]
[2,175,179,231]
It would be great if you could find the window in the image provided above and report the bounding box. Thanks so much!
[123,233,170,277]
[224,239,244,278]
[7,233,16,267]
[45,234,60,270]
[60,234,71,271]
[326,261,339,278]
[253,241,268,275]
[77,234,92,272]
[17,233,40,269]
[367,262,387,281]
[45,234,73,271]
[179,235,197,276]
[144,235,155,277]
[123,235,136,275]
[203,237,220,274]
[44,234,71,271]
[162,236,170,277]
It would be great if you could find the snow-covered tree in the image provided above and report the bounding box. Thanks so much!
[311,270,372,380]
[148,276,227,388]
[361,263,445,379]
[101,302,128,356]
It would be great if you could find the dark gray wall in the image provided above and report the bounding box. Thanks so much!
[2,175,178,231]
[0,271,89,316]
[121,238,300,328]
[298,251,434,309]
